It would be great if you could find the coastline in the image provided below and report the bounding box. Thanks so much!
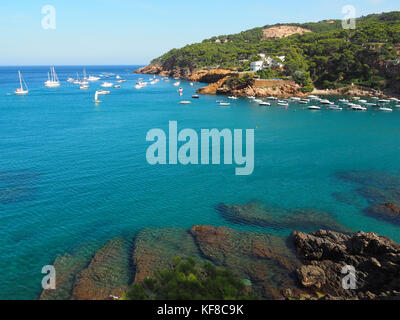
[135,64,397,99]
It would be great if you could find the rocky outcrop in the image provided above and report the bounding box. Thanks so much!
[288,230,400,300]
[71,239,131,300]
[135,64,232,83]
[217,202,351,233]
[190,225,302,299]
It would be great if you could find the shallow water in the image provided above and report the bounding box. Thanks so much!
[1,66,400,299]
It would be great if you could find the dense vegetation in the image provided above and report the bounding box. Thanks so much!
[123,257,258,300]
[152,12,400,91]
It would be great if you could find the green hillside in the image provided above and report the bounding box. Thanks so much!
[151,12,400,91]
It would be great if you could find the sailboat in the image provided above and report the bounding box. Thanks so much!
[44,67,61,88]
[94,91,101,103]
[14,71,29,95]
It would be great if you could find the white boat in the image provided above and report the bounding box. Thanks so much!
[320,99,333,105]
[190,83,194,86]
[259,102,271,106]
[351,105,367,111]
[308,105,321,110]
[378,107,393,112]
[44,67,61,88]
[248,96,255,100]
[116,75,121,79]
[135,84,143,89]
[228,96,238,100]
[94,91,101,103]
[389,98,399,102]
[359,100,367,103]
[395,105,400,108]
[14,71,29,95]
[278,101,289,106]
[114,85,121,88]
[267,97,278,100]
[379,99,390,103]
[67,77,75,83]
[339,99,349,103]
[87,75,101,82]
[308,95,319,99]
[97,90,110,95]
[299,99,310,104]
[329,105,343,110]
[219,102,231,106]
[173,81,180,86]
[101,82,113,88]
[179,101,191,105]
[80,85,89,90]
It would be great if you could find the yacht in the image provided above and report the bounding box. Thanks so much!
[320,99,333,105]
[87,75,101,82]
[97,90,110,95]
[329,105,343,110]
[259,101,271,106]
[14,71,29,95]
[308,105,321,110]
[219,102,231,106]
[179,101,191,105]
[228,96,238,100]
[379,99,390,103]
[101,82,114,88]
[378,107,393,112]
[351,105,367,111]
[44,67,60,88]
[192,95,200,99]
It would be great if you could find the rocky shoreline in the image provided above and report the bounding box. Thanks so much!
[135,64,395,99]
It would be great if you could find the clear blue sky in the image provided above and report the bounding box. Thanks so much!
[0,0,398,65]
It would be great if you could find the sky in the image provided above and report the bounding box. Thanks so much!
[0,0,398,65]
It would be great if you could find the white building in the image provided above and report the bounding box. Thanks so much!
[250,61,264,72]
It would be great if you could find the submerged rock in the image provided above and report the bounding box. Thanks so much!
[289,230,400,300]
[40,245,95,300]
[217,202,351,233]
[71,239,131,300]
[190,225,302,299]
[335,170,400,189]
[132,227,206,283]
[366,203,400,225]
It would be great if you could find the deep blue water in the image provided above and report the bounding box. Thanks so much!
[1,66,400,299]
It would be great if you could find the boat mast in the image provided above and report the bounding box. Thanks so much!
[18,71,23,90]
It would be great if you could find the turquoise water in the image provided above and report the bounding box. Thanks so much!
[1,66,400,299]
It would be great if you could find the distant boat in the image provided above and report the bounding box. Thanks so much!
[190,83,194,86]
[14,71,29,95]
[308,105,321,110]
[351,105,367,111]
[259,102,271,106]
[219,102,230,106]
[80,85,89,90]
[101,82,113,88]
[94,91,101,103]
[97,90,110,95]
[114,85,121,88]
[44,67,60,88]
[378,107,393,112]
[179,101,191,104]
[173,81,180,86]
[329,105,343,110]
[267,97,278,100]
[228,96,238,100]
[87,75,101,82]
[192,95,200,99]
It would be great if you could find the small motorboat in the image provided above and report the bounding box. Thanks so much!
[192,95,200,99]
[179,101,191,104]
[267,97,278,100]
[228,96,238,100]
[308,105,321,110]
[219,102,231,106]
[97,90,110,95]
[329,105,343,110]
[351,105,367,111]
[114,85,121,88]
[80,85,89,90]
[101,82,113,88]
[259,101,271,106]
[378,107,393,112]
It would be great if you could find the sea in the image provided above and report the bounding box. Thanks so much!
[1,65,400,299]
